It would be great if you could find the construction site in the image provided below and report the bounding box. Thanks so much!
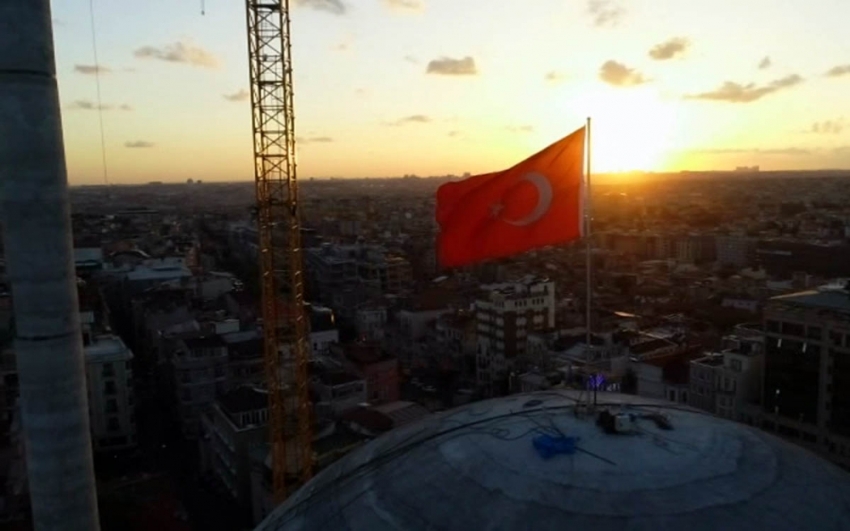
[2,0,850,530]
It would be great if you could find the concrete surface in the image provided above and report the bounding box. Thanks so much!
[258,391,850,531]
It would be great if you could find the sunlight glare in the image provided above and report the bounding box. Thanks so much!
[566,86,678,173]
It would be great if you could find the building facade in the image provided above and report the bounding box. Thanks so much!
[760,284,850,467]
[172,335,229,439]
[476,276,556,396]
[200,386,268,506]
[84,334,136,451]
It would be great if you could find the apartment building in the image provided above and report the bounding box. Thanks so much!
[476,276,556,396]
[312,371,367,417]
[744,282,850,466]
[84,334,136,451]
[760,282,850,467]
[172,335,229,439]
[306,244,412,304]
[716,235,754,267]
[200,386,268,506]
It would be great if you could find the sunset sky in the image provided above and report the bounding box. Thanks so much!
[52,0,850,184]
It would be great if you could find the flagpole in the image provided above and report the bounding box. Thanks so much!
[584,116,595,408]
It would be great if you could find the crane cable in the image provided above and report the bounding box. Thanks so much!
[88,0,110,187]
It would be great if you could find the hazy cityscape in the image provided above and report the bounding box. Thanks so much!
[1,170,850,528]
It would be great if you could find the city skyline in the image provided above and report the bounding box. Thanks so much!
[54,0,850,184]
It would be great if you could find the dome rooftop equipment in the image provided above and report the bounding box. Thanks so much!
[256,391,850,531]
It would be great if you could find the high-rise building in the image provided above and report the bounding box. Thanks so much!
[476,276,556,396]
[762,282,850,467]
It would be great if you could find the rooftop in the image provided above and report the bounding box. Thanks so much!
[257,391,850,531]
[318,371,363,386]
[219,386,268,415]
[770,284,850,312]
[693,355,725,367]
[85,335,132,363]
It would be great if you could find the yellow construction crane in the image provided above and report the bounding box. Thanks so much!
[244,0,313,501]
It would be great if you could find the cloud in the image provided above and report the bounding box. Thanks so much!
[297,136,334,144]
[545,70,566,83]
[223,89,249,102]
[811,119,844,135]
[448,130,460,137]
[133,41,219,68]
[648,37,689,61]
[383,0,423,11]
[426,56,477,76]
[125,141,154,148]
[387,114,431,126]
[825,64,850,78]
[74,64,111,75]
[599,60,648,87]
[507,125,534,133]
[687,74,803,103]
[67,100,132,111]
[758,56,772,70]
[293,0,346,15]
[587,0,624,27]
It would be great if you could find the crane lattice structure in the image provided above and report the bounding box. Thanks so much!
[245,0,313,502]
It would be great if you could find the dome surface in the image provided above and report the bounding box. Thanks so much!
[257,391,850,531]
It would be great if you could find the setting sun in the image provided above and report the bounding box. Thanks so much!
[566,87,679,173]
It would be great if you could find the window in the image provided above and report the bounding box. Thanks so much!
[105,399,118,413]
[102,363,114,377]
[766,320,780,333]
[807,326,822,340]
[107,417,120,433]
[781,322,805,337]
[104,381,116,395]
[830,331,843,346]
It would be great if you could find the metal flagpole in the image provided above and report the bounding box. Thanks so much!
[584,117,595,408]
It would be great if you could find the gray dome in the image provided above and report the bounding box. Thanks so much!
[257,392,850,531]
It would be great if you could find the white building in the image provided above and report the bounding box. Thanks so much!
[312,371,367,417]
[84,334,136,451]
[476,276,556,396]
[688,333,763,423]
[355,305,387,341]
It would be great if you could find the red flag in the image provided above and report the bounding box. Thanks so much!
[436,126,585,268]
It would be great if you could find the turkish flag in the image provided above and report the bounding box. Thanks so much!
[436,126,586,268]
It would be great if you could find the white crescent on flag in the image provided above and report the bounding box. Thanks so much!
[503,172,554,227]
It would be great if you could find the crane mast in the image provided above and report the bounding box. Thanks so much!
[244,0,312,501]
